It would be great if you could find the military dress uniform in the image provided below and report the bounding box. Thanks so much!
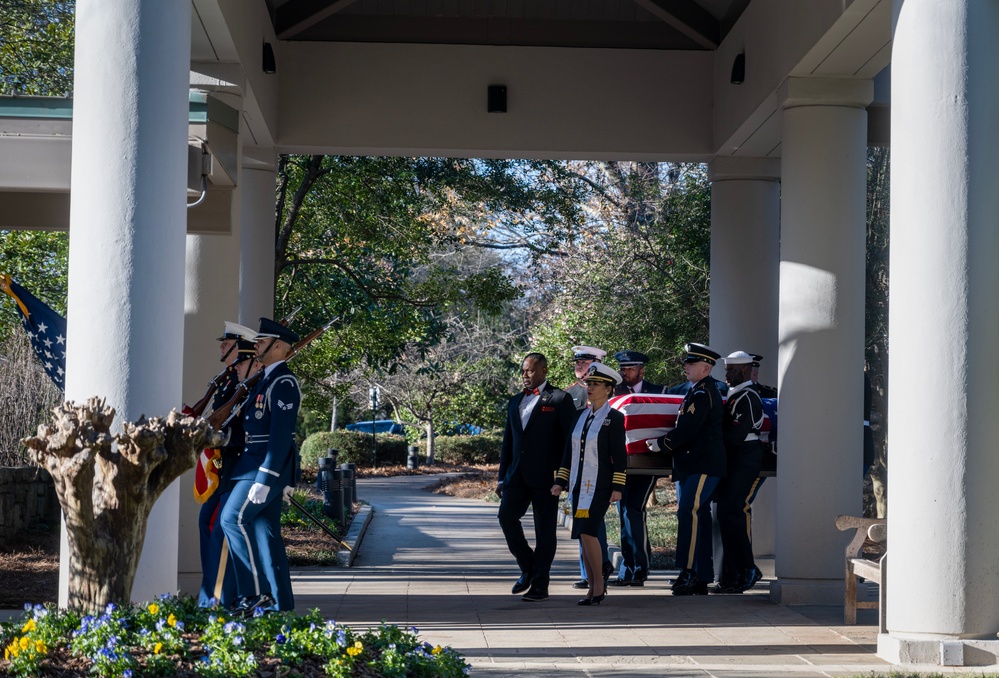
[651,344,726,595]
[715,353,765,593]
[611,350,664,587]
[219,319,301,613]
[198,325,256,608]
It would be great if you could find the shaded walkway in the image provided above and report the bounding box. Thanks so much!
[292,475,895,676]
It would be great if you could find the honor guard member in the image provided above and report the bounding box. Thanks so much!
[713,351,765,594]
[219,317,301,615]
[646,343,726,595]
[564,345,614,590]
[748,354,778,398]
[611,350,663,587]
[198,322,258,608]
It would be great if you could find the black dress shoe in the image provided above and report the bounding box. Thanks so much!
[612,577,633,587]
[512,574,532,595]
[672,580,708,596]
[671,569,694,591]
[741,566,763,591]
[522,588,549,602]
[233,593,275,616]
[711,581,744,594]
[571,579,590,590]
[632,572,648,587]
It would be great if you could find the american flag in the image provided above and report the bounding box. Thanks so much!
[609,392,776,455]
[1,275,67,390]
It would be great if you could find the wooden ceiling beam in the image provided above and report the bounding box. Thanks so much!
[275,0,359,40]
[631,0,719,49]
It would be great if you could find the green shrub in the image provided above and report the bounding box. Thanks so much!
[300,430,408,469]
[433,430,503,465]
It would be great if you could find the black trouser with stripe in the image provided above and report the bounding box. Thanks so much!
[716,462,764,579]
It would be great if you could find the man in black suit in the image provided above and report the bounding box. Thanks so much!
[497,352,576,602]
[611,350,664,587]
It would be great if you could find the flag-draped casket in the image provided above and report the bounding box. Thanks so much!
[608,392,777,477]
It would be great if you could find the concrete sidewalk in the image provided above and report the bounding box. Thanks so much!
[292,475,919,677]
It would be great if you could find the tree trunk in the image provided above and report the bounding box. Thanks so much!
[22,398,224,613]
[424,420,435,465]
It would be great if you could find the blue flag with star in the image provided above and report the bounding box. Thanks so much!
[1,275,67,390]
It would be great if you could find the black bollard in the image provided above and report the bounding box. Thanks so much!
[407,445,420,470]
[323,468,345,524]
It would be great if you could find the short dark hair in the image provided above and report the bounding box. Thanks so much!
[523,352,547,369]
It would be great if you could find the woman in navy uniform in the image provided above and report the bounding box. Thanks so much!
[219,317,301,615]
[552,363,627,606]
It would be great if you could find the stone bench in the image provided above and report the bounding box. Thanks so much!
[835,514,887,631]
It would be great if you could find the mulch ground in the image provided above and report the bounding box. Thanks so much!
[0,529,60,608]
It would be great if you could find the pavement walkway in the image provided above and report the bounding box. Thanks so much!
[292,475,913,677]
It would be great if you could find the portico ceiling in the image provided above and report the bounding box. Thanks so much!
[264,0,750,50]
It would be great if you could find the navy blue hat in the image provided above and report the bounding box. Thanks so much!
[235,338,256,359]
[750,353,764,367]
[683,342,720,365]
[255,317,300,345]
[614,350,649,367]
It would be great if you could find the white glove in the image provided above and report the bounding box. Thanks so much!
[645,438,661,453]
[282,485,294,504]
[248,483,270,504]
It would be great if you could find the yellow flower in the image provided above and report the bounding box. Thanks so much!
[432,645,443,656]
[154,642,163,655]
[217,617,225,624]
[147,603,159,615]
[346,646,361,657]
[19,636,30,651]
[34,640,46,655]
[5,641,19,660]
[167,613,177,627]
[21,618,36,633]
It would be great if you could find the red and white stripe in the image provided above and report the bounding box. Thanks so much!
[609,393,772,456]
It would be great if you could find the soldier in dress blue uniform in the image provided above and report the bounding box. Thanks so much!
[646,343,727,595]
[199,322,258,608]
[611,350,664,587]
[219,317,301,615]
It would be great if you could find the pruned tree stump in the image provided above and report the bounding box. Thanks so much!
[22,397,225,613]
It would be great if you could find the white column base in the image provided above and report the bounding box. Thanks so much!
[879,633,999,667]
[769,577,843,605]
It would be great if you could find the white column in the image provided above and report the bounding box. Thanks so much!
[708,157,781,565]
[880,1,999,665]
[771,78,871,605]
[176,230,241,595]
[239,155,278,323]
[63,0,191,604]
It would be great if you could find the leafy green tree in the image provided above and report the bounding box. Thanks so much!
[274,155,587,408]
[0,230,68,342]
[528,162,712,389]
[0,0,75,96]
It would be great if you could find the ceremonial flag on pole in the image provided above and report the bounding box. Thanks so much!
[0,274,67,390]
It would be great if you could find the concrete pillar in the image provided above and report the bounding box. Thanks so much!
[771,77,871,605]
[880,1,999,665]
[239,154,278,323]
[177,230,241,595]
[708,157,781,564]
[63,0,191,604]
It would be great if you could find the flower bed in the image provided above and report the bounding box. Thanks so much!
[1,595,469,677]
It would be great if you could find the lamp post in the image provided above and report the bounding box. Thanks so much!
[369,385,379,467]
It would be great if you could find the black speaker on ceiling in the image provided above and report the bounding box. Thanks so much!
[263,42,277,75]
